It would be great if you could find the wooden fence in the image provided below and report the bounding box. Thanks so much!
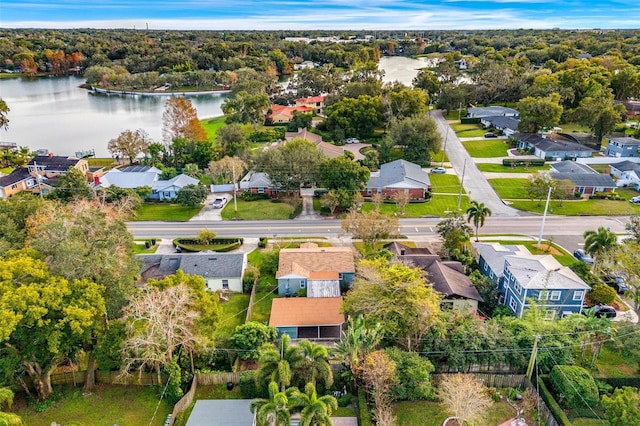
[169,375,198,426]
[432,373,526,389]
[524,377,560,426]
[45,370,167,387]
[195,371,241,385]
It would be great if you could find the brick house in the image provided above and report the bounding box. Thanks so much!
[364,159,431,199]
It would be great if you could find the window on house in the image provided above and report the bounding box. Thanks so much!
[509,297,518,312]
[539,290,550,301]
[163,192,170,198]
[222,280,229,289]
[573,290,585,301]
[490,272,494,279]
[258,187,265,193]
[300,280,306,289]
[367,188,372,195]
[483,262,488,271]
[544,310,556,321]
[550,291,561,301]
[338,273,343,280]
[11,184,17,189]
[513,282,521,294]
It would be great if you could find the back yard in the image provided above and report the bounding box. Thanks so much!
[463,140,510,158]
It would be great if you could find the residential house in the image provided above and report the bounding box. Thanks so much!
[514,133,596,160]
[269,297,344,339]
[0,167,36,198]
[616,100,640,119]
[27,154,89,178]
[137,253,246,292]
[268,104,314,124]
[610,160,640,188]
[294,60,317,70]
[501,254,589,319]
[295,96,325,114]
[276,243,355,296]
[364,159,431,199]
[474,243,532,283]
[480,115,520,136]
[550,160,617,195]
[605,136,640,158]
[239,171,277,196]
[467,106,519,119]
[284,127,348,159]
[454,59,468,70]
[384,242,483,313]
[95,166,199,200]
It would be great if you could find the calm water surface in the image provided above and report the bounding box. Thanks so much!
[0,76,227,157]
[0,58,424,157]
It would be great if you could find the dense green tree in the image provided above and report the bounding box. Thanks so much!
[286,111,313,132]
[216,123,248,157]
[602,387,640,426]
[388,115,441,165]
[332,315,383,389]
[412,70,440,96]
[466,200,492,242]
[107,129,151,165]
[257,335,305,392]
[436,83,476,113]
[230,322,278,361]
[50,167,93,201]
[436,211,473,261]
[0,388,24,425]
[175,184,208,207]
[384,347,434,401]
[0,193,43,254]
[624,215,640,243]
[319,156,369,210]
[0,98,9,131]
[223,90,271,130]
[324,95,383,139]
[382,84,428,123]
[288,383,338,426]
[583,226,617,260]
[297,340,333,390]
[573,88,626,143]
[251,381,292,426]
[517,93,563,133]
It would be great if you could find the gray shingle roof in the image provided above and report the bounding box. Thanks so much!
[27,155,81,170]
[550,161,596,174]
[468,106,519,118]
[137,253,245,279]
[552,172,617,188]
[367,159,430,190]
[505,255,590,290]
[608,136,640,146]
[473,243,531,278]
[514,133,595,153]
[610,160,640,174]
[483,115,520,131]
[0,167,32,187]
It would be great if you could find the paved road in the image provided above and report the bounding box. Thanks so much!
[433,110,522,217]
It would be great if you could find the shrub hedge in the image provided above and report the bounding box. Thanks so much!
[357,389,373,426]
[538,375,573,426]
[173,238,243,253]
[239,370,267,398]
[502,158,546,167]
[549,365,599,409]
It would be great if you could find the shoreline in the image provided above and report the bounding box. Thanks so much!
[88,86,231,97]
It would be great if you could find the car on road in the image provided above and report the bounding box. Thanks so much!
[604,274,630,294]
[212,197,227,209]
[430,167,447,174]
[587,305,617,319]
[573,249,594,265]
[484,132,498,138]
[631,196,640,204]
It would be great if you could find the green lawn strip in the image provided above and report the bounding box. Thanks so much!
[569,419,609,426]
[428,173,464,194]
[488,178,530,199]
[0,167,14,174]
[587,164,610,174]
[250,291,277,323]
[450,123,487,138]
[333,406,357,417]
[353,240,416,256]
[133,239,160,254]
[201,115,226,141]
[361,194,470,218]
[394,400,514,426]
[221,199,296,220]
[87,158,117,168]
[558,122,591,133]
[215,293,251,341]
[507,198,640,216]
[479,239,575,266]
[463,140,510,158]
[593,345,639,378]
[615,187,640,200]
[476,163,550,173]
[132,203,203,221]
[431,150,448,164]
[19,385,171,426]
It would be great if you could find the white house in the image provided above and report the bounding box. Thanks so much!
[610,160,640,188]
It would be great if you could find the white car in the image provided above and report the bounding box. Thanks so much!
[212,197,227,208]
[631,196,640,204]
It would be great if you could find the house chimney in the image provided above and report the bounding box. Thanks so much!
[48,152,54,157]
[94,176,100,186]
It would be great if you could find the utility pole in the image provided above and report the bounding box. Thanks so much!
[440,127,448,168]
[457,158,467,211]
[537,185,553,247]
[526,335,540,380]
[232,165,238,214]
[458,102,463,121]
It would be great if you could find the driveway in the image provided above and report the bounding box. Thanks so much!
[433,110,523,217]
[297,188,321,220]
[342,142,371,161]
[189,192,232,221]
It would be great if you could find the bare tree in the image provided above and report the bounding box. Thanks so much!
[208,156,247,184]
[392,191,411,216]
[371,192,384,212]
[363,350,397,426]
[342,210,399,249]
[120,285,202,380]
[107,129,151,165]
[439,374,492,425]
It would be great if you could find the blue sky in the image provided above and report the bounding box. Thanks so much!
[1,0,638,30]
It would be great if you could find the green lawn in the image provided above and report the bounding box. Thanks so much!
[476,163,550,173]
[215,293,251,341]
[18,385,171,426]
[132,203,203,221]
[429,173,465,194]
[133,239,159,254]
[0,167,14,174]
[463,140,510,158]
[593,345,639,378]
[488,178,530,199]
[361,194,471,218]
[250,291,277,323]
[450,122,487,138]
[201,115,226,141]
[507,198,640,216]
[221,199,297,220]
[431,150,448,164]
[558,122,591,133]
[87,158,117,168]
[394,400,515,426]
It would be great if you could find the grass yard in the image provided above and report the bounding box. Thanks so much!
[132,203,203,221]
[429,173,465,194]
[431,150,449,163]
[215,293,251,341]
[507,198,640,216]
[588,164,611,174]
[615,187,640,200]
[18,384,171,426]
[221,199,297,220]
[250,291,277,323]
[593,346,639,378]
[133,239,159,254]
[201,115,226,141]
[361,194,471,218]
[87,158,117,168]
[394,399,515,426]
[476,163,550,173]
[450,122,487,138]
[488,178,529,199]
[443,110,465,120]
[558,122,591,133]
[463,140,510,158]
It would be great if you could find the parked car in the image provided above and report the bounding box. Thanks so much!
[430,167,446,174]
[212,197,227,208]
[345,138,360,144]
[604,274,631,294]
[573,249,594,265]
[630,196,640,204]
[589,305,617,319]
[484,132,498,138]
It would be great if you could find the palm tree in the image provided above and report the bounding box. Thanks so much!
[297,339,333,389]
[250,381,291,426]
[583,226,617,260]
[289,382,338,426]
[466,200,492,242]
[257,334,304,392]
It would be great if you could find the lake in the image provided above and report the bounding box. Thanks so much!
[0,76,228,157]
[0,57,427,157]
